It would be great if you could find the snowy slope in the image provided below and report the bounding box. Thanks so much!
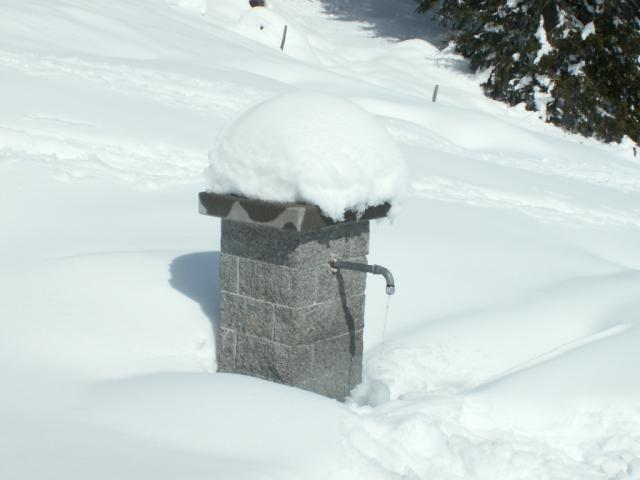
[1,0,640,479]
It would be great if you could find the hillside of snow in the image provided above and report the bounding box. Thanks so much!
[1,1,640,479]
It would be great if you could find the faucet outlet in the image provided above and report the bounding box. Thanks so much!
[330,259,395,295]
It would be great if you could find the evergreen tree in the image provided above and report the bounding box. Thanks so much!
[416,0,640,144]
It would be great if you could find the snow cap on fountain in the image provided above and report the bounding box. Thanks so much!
[205,91,408,221]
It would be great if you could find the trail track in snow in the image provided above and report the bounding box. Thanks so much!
[412,176,640,228]
[0,49,273,186]
[1,125,205,187]
[0,50,268,116]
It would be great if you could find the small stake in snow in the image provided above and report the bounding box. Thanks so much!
[432,84,439,103]
[634,146,637,157]
[280,25,288,52]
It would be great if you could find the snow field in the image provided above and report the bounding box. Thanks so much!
[1,0,640,479]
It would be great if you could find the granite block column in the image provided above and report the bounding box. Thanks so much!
[216,219,369,400]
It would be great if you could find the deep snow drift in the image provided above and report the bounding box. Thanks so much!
[1,0,640,479]
[206,91,407,219]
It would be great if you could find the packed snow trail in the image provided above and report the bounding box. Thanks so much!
[1,1,640,479]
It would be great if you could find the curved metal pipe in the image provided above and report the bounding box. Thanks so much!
[330,259,395,295]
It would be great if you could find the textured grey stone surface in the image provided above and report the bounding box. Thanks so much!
[348,354,363,389]
[217,217,371,401]
[216,327,236,372]
[238,258,318,308]
[312,329,364,378]
[301,371,350,401]
[235,333,313,384]
[348,225,370,258]
[273,295,365,345]
[222,219,302,265]
[220,292,274,338]
[219,254,238,294]
[316,257,367,303]
[222,219,369,268]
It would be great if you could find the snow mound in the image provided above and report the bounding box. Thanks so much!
[235,7,316,61]
[204,0,247,21]
[204,1,317,62]
[205,92,408,220]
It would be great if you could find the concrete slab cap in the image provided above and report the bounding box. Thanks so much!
[199,191,390,231]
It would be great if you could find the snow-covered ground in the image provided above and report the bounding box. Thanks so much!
[1,0,640,478]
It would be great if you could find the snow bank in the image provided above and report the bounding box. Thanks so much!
[205,0,317,62]
[4,0,640,479]
[205,91,408,220]
[87,373,351,477]
[235,7,317,62]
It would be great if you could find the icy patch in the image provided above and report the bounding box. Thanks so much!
[206,91,408,220]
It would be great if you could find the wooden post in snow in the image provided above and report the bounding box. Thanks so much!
[280,25,288,52]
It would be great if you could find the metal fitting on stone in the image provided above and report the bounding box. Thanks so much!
[330,259,395,295]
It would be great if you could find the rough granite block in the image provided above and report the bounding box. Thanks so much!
[301,371,351,401]
[348,223,370,258]
[222,219,303,266]
[220,292,274,339]
[221,219,369,268]
[273,294,365,345]
[292,230,350,268]
[348,354,363,388]
[216,328,237,372]
[238,258,317,308]
[219,254,238,294]
[312,330,364,378]
[235,334,313,384]
[316,257,367,303]
[295,222,369,267]
[213,208,375,400]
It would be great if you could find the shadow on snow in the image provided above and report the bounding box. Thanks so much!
[319,0,448,45]
[169,251,220,333]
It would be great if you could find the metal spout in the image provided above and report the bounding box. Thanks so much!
[330,259,395,295]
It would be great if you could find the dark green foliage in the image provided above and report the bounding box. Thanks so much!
[416,0,640,144]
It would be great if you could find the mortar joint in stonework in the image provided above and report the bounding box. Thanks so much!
[271,304,276,340]
[235,255,239,293]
